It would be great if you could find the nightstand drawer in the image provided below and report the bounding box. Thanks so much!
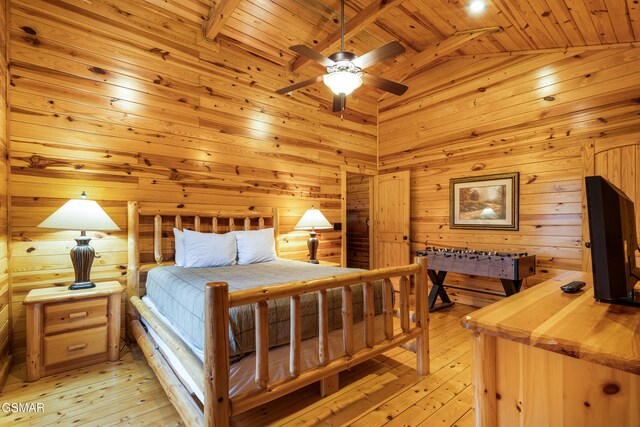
[44,297,108,335]
[43,325,108,367]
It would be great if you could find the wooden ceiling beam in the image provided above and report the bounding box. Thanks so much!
[202,0,242,42]
[439,41,640,59]
[291,0,405,73]
[381,27,502,82]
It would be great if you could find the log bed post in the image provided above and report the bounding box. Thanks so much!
[273,208,280,256]
[290,295,301,377]
[382,278,394,340]
[363,282,375,348]
[342,285,353,356]
[154,215,163,263]
[318,289,329,365]
[127,201,140,330]
[399,276,410,332]
[255,301,269,388]
[204,282,230,426]
[415,256,430,375]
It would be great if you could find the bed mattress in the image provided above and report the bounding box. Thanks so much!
[145,258,384,359]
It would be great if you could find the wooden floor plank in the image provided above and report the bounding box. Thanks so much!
[452,408,476,427]
[1,304,478,426]
[348,353,471,426]
[418,385,474,426]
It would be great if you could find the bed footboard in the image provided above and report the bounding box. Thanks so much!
[206,258,429,424]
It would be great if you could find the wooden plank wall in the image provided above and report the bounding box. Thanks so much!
[6,0,377,363]
[592,136,640,267]
[346,174,370,269]
[0,0,11,387]
[378,48,640,306]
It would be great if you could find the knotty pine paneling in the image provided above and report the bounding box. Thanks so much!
[0,0,11,388]
[379,47,640,307]
[0,0,9,388]
[7,0,377,363]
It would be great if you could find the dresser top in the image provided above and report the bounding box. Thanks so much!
[462,271,640,375]
[23,281,123,305]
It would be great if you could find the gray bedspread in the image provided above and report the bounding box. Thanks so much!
[145,259,383,359]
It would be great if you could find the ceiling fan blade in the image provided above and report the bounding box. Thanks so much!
[332,94,346,112]
[351,41,405,70]
[362,73,408,96]
[276,75,324,94]
[289,45,335,67]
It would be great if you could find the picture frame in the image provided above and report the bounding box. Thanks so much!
[450,172,519,230]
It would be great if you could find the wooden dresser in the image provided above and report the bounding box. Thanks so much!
[23,281,123,381]
[462,271,640,427]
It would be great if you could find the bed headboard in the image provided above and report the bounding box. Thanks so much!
[126,201,279,300]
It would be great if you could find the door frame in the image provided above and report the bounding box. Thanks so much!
[341,169,375,268]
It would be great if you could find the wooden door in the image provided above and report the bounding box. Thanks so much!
[582,138,640,270]
[373,171,411,270]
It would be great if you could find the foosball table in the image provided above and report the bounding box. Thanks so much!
[416,247,536,311]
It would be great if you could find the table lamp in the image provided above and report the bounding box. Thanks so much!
[294,206,333,264]
[38,192,120,290]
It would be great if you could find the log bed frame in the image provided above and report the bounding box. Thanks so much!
[126,201,430,426]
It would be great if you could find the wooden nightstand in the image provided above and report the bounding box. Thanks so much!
[23,281,123,381]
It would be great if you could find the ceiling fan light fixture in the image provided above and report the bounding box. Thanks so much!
[469,0,486,13]
[323,71,363,95]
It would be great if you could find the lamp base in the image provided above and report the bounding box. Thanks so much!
[68,281,96,291]
[307,230,320,264]
[70,232,96,291]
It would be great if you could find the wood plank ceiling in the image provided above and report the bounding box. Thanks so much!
[152,0,640,96]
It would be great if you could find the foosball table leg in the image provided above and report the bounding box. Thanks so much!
[427,269,455,311]
[500,279,523,296]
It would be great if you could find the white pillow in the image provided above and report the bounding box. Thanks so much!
[173,228,185,267]
[235,228,276,265]
[183,229,237,268]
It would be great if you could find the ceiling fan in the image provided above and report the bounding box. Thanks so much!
[276,0,408,113]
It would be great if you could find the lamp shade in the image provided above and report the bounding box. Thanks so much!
[38,196,120,231]
[323,71,363,95]
[294,207,333,231]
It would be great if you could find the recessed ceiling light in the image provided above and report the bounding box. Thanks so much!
[469,0,486,13]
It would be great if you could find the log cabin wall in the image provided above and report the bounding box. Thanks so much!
[378,48,640,306]
[7,0,377,363]
[0,0,11,387]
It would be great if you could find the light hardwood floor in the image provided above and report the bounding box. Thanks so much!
[0,304,476,426]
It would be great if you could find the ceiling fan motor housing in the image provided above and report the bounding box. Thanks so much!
[328,51,357,62]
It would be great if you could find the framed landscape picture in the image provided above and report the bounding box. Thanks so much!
[450,172,519,230]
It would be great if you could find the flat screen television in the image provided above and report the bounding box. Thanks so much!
[585,175,640,306]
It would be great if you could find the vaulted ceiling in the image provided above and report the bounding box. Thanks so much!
[155,1,639,59]
[147,0,640,100]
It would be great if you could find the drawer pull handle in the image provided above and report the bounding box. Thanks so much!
[69,311,88,319]
[68,343,87,351]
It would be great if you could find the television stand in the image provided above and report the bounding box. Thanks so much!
[596,295,640,307]
[596,291,640,307]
